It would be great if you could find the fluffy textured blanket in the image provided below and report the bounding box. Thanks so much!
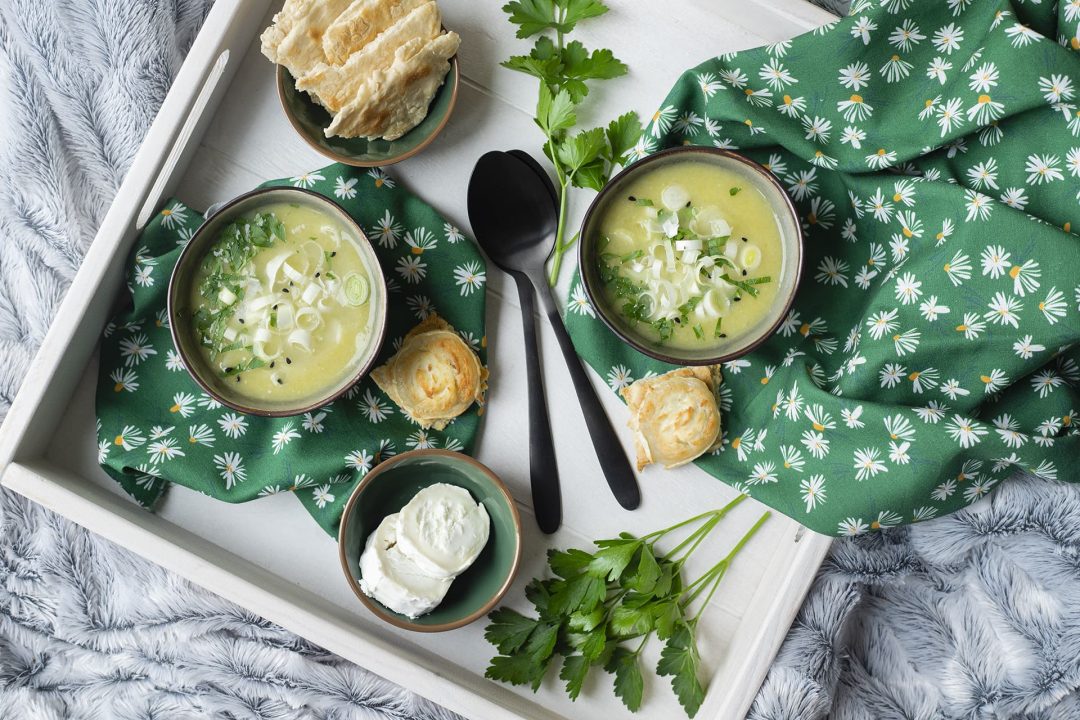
[1,1,1078,719]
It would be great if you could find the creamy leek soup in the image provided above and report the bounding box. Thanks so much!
[595,162,783,350]
[190,202,376,403]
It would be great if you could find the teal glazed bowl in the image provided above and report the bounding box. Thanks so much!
[338,449,522,632]
[277,57,459,168]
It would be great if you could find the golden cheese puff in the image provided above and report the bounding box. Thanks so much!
[620,366,723,471]
[371,314,488,430]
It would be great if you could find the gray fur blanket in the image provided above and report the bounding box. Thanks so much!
[1,1,1079,719]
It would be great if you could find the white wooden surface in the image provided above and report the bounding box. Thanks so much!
[0,1,836,718]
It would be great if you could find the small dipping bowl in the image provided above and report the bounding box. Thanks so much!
[277,56,459,168]
[338,450,522,632]
[167,187,388,417]
[578,146,803,365]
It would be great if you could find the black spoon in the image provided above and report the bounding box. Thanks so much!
[468,152,561,533]
[468,151,641,518]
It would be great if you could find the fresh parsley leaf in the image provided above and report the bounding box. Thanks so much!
[502,0,559,37]
[549,573,606,616]
[652,599,681,641]
[729,186,742,196]
[587,538,641,581]
[560,655,590,700]
[609,603,655,638]
[535,84,576,135]
[525,577,555,616]
[560,0,609,30]
[485,608,540,655]
[606,647,644,712]
[657,622,706,718]
[548,548,593,578]
[570,158,607,191]
[579,625,608,663]
[485,653,549,690]
[562,41,627,82]
[606,111,643,165]
[556,127,607,174]
[503,53,563,86]
[568,606,605,632]
[525,620,561,662]
[623,546,662,595]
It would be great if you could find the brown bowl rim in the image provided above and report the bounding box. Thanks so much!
[166,186,389,417]
[577,146,804,366]
[276,55,460,169]
[336,449,523,633]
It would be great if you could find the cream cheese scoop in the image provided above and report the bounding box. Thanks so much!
[394,483,490,578]
[358,513,452,618]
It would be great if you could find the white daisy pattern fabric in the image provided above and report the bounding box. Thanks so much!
[565,0,1079,536]
[96,165,488,536]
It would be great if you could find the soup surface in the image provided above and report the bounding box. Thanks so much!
[189,202,376,404]
[595,161,783,350]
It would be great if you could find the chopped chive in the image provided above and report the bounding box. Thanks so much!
[634,198,654,206]
[730,187,742,196]
[692,324,704,340]
[714,318,723,338]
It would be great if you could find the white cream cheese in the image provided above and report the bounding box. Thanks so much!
[358,513,452,619]
[394,483,490,579]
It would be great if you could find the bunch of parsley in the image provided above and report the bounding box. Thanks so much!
[501,0,644,286]
[484,496,770,716]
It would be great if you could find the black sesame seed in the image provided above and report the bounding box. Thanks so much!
[685,201,691,207]
[276,378,283,385]
[734,296,742,302]
[238,318,245,324]
[269,361,275,368]
[720,333,728,338]
[331,251,337,257]
[628,195,636,202]
[286,357,292,365]
[741,236,748,242]
[741,269,748,276]
[315,272,321,278]
[282,288,290,293]
[235,376,241,383]
[223,366,233,373]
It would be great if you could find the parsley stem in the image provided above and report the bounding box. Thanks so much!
[547,181,571,286]
[668,514,722,565]
[682,512,771,621]
[643,495,746,544]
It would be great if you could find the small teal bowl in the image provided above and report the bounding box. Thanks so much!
[277,57,459,168]
[338,449,522,632]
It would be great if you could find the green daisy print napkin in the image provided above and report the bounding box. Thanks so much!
[566,0,1080,537]
[95,164,487,537]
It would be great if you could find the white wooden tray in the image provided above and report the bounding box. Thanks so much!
[0,1,835,718]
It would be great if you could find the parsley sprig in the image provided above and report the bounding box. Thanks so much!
[501,0,643,286]
[484,497,770,717]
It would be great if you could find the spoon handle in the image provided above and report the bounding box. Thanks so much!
[511,272,562,534]
[533,282,641,511]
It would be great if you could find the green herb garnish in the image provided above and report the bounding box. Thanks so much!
[192,212,284,365]
[501,0,643,286]
[713,318,723,338]
[634,198,654,207]
[729,187,741,196]
[484,499,770,717]
[692,324,704,340]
